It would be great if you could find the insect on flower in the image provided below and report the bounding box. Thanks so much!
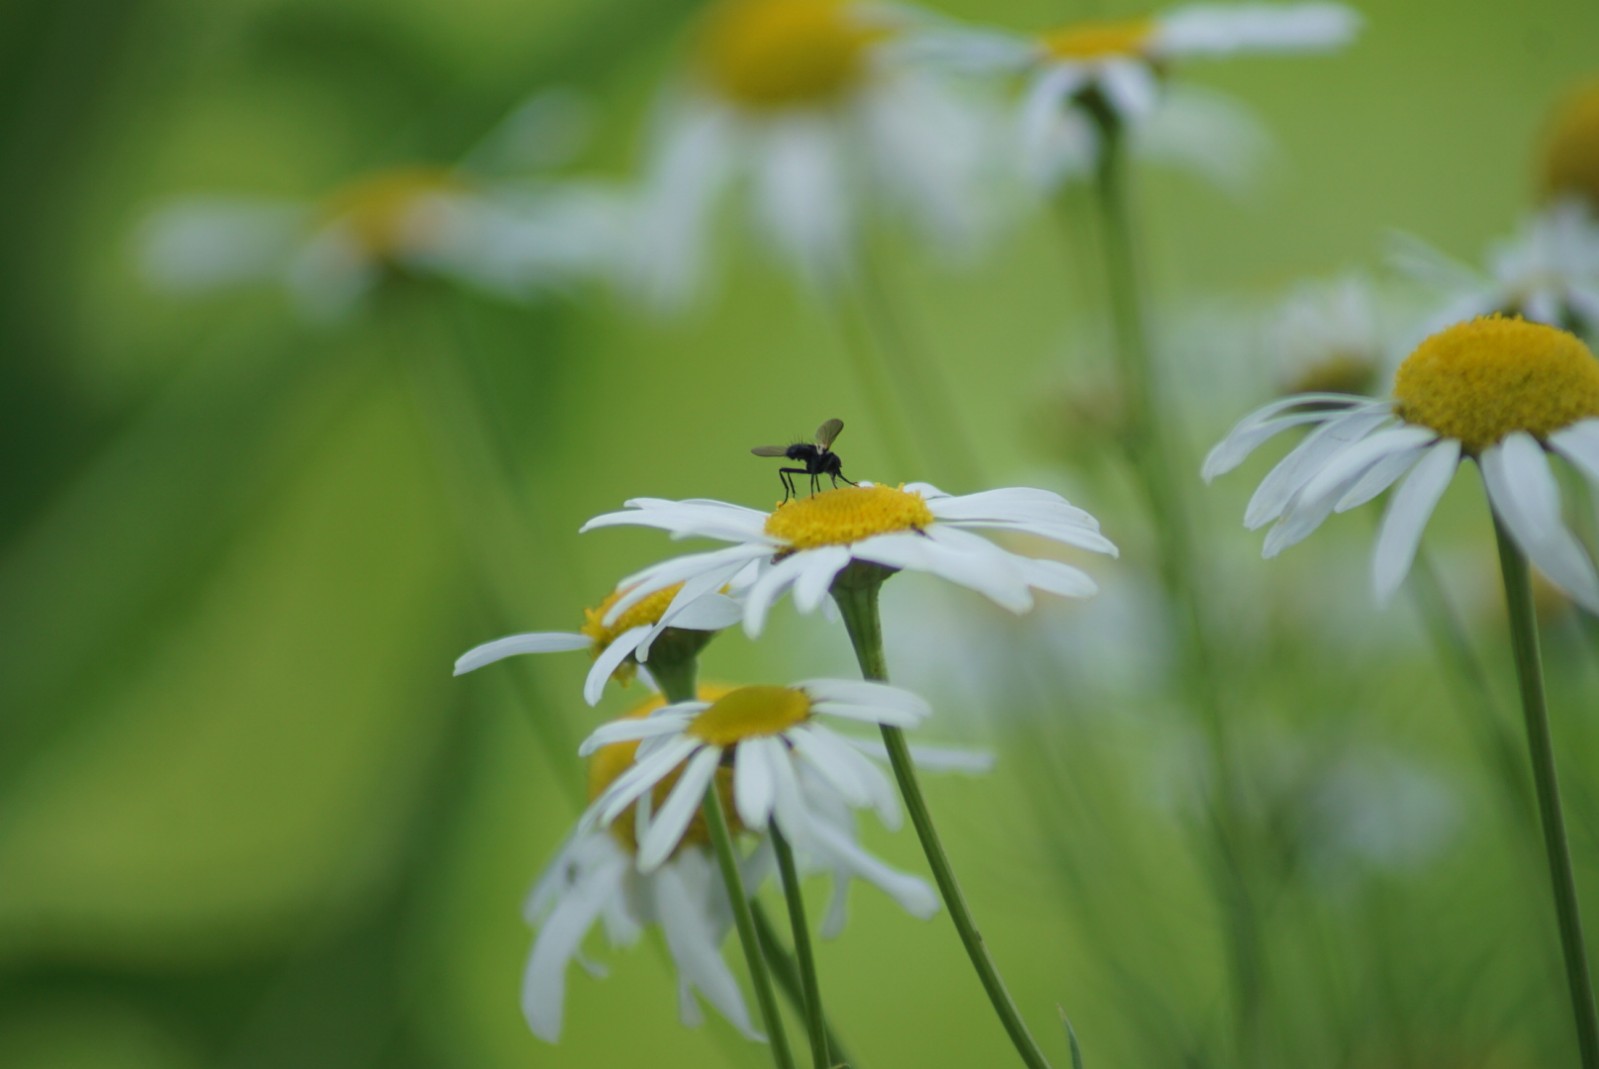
[751,417,858,503]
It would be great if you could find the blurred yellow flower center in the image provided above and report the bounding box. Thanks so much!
[1541,79,1599,210]
[580,583,685,685]
[688,686,813,746]
[589,688,739,853]
[1040,17,1156,62]
[699,0,878,109]
[1393,315,1599,452]
[765,484,934,549]
[319,167,463,260]
[1283,351,1378,398]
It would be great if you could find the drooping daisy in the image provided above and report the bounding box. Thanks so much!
[1203,314,1599,613]
[454,581,743,704]
[629,0,1006,305]
[1390,203,1599,338]
[523,694,758,1042]
[578,681,937,906]
[581,481,1117,638]
[900,2,1359,191]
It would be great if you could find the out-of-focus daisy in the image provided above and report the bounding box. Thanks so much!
[524,693,758,1042]
[1541,77,1599,214]
[581,481,1117,637]
[1265,273,1391,397]
[138,166,629,321]
[1391,204,1599,337]
[580,681,928,866]
[901,2,1359,191]
[1203,315,1599,613]
[631,0,1006,304]
[454,581,742,705]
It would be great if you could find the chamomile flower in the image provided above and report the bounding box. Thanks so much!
[454,581,743,705]
[1265,273,1391,397]
[581,482,1117,638]
[578,682,934,893]
[1541,77,1599,213]
[902,2,1358,191]
[138,166,629,321]
[630,0,1005,304]
[1204,315,1599,613]
[523,694,758,1042]
[1390,204,1599,338]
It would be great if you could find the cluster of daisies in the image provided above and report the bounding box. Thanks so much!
[456,474,1116,1042]
[137,0,1363,317]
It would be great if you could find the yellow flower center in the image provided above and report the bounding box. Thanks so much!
[1392,315,1599,453]
[579,582,686,686]
[1283,351,1379,398]
[1039,17,1156,62]
[318,166,464,260]
[764,483,934,550]
[687,685,813,747]
[1541,79,1599,211]
[589,687,739,853]
[698,0,879,109]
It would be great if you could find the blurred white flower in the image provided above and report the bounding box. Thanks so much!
[899,2,1359,192]
[1390,201,1599,339]
[630,0,1011,306]
[136,92,630,320]
[1264,273,1392,398]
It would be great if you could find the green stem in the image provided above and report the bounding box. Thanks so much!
[753,903,857,1069]
[1492,515,1599,1068]
[1087,109,1263,1060]
[833,578,1054,1069]
[649,657,699,707]
[772,825,831,1069]
[703,786,797,1069]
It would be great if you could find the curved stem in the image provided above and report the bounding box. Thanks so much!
[703,787,797,1069]
[1492,515,1599,1067]
[833,578,1054,1069]
[772,825,831,1069]
[754,903,858,1069]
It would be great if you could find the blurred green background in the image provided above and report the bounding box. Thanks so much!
[5,0,1599,1066]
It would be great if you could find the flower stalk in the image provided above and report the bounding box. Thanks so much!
[833,571,1055,1069]
[772,824,832,1069]
[703,785,798,1069]
[1492,511,1599,1068]
[1086,103,1264,1061]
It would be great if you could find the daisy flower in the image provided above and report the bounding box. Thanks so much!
[454,580,742,704]
[1541,77,1599,214]
[1390,203,1599,338]
[578,681,938,903]
[630,0,1005,305]
[1203,314,1599,613]
[581,481,1118,638]
[900,2,1359,191]
[1264,272,1392,398]
[523,694,759,1042]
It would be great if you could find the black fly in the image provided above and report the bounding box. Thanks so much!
[751,418,857,503]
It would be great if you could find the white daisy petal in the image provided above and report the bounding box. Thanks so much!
[763,738,810,843]
[807,817,938,920]
[522,855,620,1041]
[454,631,590,675]
[743,551,815,637]
[794,724,902,828]
[638,746,723,872]
[1372,438,1461,603]
[654,859,760,1040]
[734,738,777,830]
[792,545,853,613]
[1202,404,1361,481]
[1293,425,1438,509]
[1245,404,1393,528]
[578,712,696,757]
[837,734,995,774]
[1483,434,1599,613]
[597,736,703,825]
[1335,440,1433,512]
[799,679,933,719]
[1550,420,1599,487]
[856,531,1032,613]
[583,626,649,706]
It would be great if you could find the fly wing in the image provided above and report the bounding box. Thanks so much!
[751,445,790,457]
[814,418,844,450]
